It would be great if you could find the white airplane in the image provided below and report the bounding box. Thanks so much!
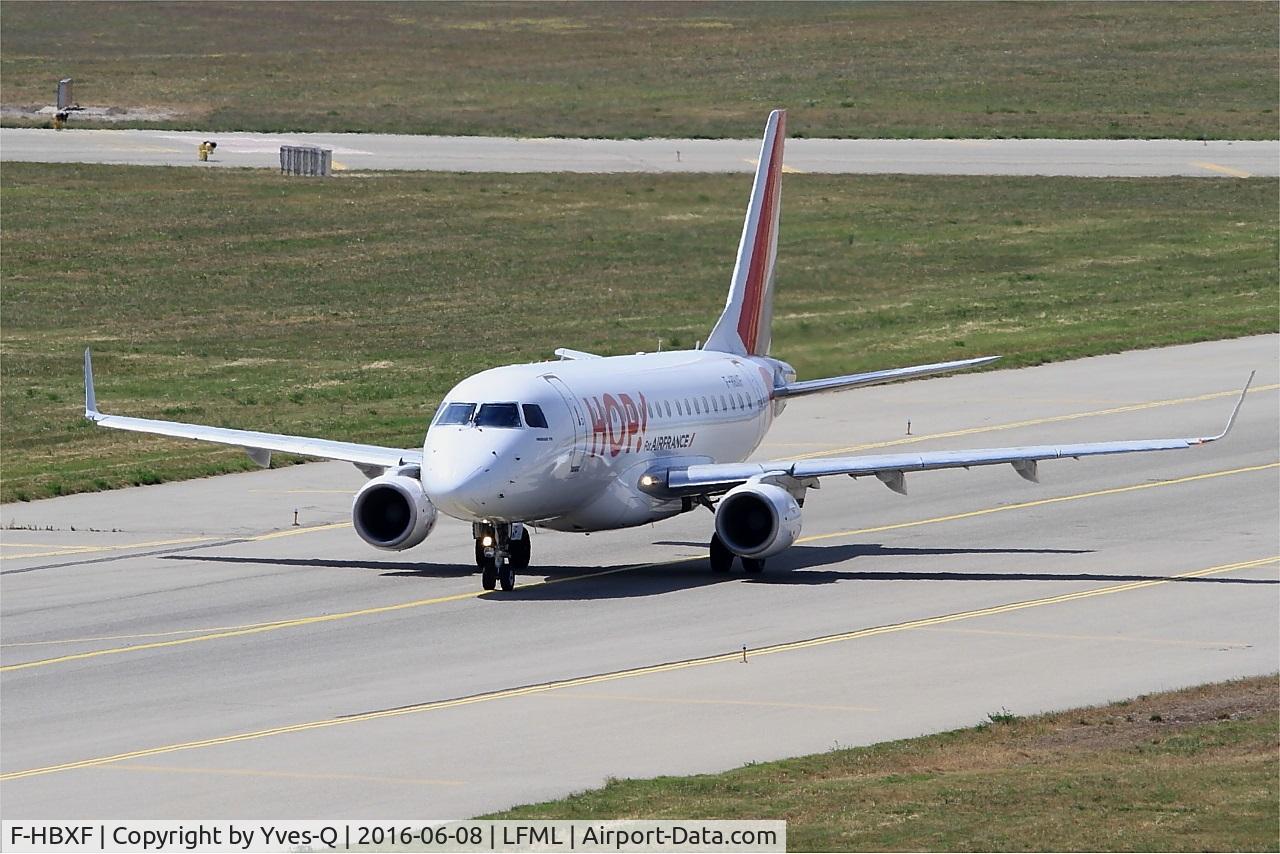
[83,110,1251,592]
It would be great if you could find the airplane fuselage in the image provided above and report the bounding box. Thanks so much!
[421,350,795,531]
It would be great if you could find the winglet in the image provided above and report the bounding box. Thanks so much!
[84,348,100,420]
[1196,371,1254,443]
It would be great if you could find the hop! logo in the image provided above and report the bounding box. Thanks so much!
[584,392,648,457]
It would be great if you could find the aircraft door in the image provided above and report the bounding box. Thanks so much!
[543,375,587,473]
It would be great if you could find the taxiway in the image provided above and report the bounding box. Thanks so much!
[1,335,1277,817]
[1,128,1275,176]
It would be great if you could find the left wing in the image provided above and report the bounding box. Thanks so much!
[643,373,1253,497]
[777,355,999,398]
[83,350,421,472]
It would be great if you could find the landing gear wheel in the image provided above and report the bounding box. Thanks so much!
[509,534,531,570]
[481,554,497,590]
[709,534,735,573]
[742,557,765,574]
[475,539,487,568]
[499,561,516,592]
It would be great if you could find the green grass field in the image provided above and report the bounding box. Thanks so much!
[1,163,1275,502]
[484,676,1280,852]
[2,2,1276,139]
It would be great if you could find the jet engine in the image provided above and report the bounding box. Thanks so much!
[714,481,802,558]
[352,470,437,551]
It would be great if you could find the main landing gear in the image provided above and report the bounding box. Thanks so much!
[474,522,530,592]
[709,533,765,574]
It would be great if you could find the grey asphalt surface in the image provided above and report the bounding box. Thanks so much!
[1,128,1275,176]
[1,335,1277,818]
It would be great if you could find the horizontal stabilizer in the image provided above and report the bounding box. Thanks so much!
[555,348,602,360]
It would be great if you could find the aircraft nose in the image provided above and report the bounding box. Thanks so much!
[421,430,517,517]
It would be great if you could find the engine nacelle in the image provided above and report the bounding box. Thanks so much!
[352,471,437,551]
[714,481,803,559]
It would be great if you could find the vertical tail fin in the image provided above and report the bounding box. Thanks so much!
[704,109,786,357]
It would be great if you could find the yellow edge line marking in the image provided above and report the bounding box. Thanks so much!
[796,462,1279,544]
[107,763,461,786]
[1192,160,1252,178]
[786,383,1279,461]
[5,463,1274,672]
[3,555,1272,782]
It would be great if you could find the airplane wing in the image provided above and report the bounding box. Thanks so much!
[645,373,1254,497]
[83,350,421,472]
[776,356,999,398]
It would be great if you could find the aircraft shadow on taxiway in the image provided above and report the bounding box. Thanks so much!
[165,542,1273,602]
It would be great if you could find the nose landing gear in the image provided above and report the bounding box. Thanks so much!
[473,522,530,592]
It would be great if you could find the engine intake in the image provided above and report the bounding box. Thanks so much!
[714,481,802,558]
[353,471,437,551]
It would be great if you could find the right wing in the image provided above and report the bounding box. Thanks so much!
[84,350,420,472]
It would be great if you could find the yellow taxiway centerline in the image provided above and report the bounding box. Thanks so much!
[1,523,348,561]
[0,562,651,673]
[4,462,1275,673]
[107,763,461,786]
[2,555,1272,782]
[1,534,218,560]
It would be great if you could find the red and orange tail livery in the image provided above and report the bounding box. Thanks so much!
[704,109,786,358]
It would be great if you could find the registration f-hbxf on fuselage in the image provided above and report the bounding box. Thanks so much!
[83,110,1251,591]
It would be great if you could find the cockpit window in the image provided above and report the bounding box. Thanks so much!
[522,404,549,428]
[475,402,522,428]
[436,402,476,425]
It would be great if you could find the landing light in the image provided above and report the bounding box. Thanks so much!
[482,535,493,547]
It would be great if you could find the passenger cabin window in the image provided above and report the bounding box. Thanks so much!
[522,404,549,428]
[436,402,476,425]
[664,401,672,418]
[475,403,521,428]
